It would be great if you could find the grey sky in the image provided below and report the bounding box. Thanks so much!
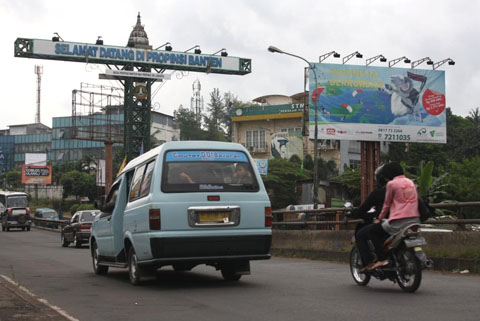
[1,0,478,129]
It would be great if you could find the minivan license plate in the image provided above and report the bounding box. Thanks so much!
[199,212,228,223]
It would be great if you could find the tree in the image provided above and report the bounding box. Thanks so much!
[204,88,228,141]
[5,170,21,189]
[445,156,480,219]
[262,158,309,209]
[331,167,361,205]
[60,170,96,201]
[174,106,206,140]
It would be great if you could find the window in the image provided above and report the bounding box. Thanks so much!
[129,164,147,201]
[349,159,361,169]
[245,130,266,149]
[139,161,155,198]
[162,150,259,193]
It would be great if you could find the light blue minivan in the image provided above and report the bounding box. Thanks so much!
[90,141,272,284]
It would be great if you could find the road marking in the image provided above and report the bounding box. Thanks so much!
[0,274,79,321]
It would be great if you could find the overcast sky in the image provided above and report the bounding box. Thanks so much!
[1,0,478,129]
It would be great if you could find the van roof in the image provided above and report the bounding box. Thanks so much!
[119,141,248,176]
[0,191,28,197]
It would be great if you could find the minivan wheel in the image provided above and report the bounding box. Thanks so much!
[128,247,155,285]
[92,241,108,275]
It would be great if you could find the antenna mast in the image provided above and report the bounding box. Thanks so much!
[34,65,43,123]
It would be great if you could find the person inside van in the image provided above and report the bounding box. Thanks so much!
[232,163,252,184]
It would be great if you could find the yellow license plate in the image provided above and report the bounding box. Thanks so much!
[414,247,422,252]
[198,212,229,223]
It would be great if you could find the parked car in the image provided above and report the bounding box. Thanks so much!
[61,210,99,248]
[34,208,60,228]
[91,141,272,285]
[0,191,31,232]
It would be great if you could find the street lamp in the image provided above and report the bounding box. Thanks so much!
[411,57,433,69]
[319,51,340,63]
[268,45,320,209]
[433,58,455,70]
[388,56,411,67]
[342,51,363,64]
[366,54,387,66]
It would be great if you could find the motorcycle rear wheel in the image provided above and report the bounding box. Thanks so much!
[350,247,370,286]
[396,248,422,293]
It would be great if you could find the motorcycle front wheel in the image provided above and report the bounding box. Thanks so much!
[350,246,370,286]
[396,248,422,293]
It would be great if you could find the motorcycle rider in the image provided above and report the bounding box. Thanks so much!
[367,161,421,270]
[350,164,388,272]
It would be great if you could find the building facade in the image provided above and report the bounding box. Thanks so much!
[0,111,179,173]
[231,93,388,173]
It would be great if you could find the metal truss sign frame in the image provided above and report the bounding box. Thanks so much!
[14,38,252,75]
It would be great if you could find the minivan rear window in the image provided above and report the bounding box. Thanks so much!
[7,196,28,208]
[162,150,259,193]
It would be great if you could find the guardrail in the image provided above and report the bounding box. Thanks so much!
[31,217,69,229]
[272,201,480,230]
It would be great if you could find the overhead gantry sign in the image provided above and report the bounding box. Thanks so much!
[14,38,252,75]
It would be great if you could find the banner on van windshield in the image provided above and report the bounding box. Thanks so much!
[166,151,248,162]
[21,165,52,185]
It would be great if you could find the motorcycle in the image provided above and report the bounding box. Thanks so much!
[345,203,433,293]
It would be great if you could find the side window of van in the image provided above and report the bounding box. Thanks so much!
[139,161,155,198]
[129,164,146,201]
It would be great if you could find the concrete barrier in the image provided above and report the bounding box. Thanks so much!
[271,230,480,273]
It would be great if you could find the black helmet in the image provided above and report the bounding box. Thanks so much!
[374,164,387,187]
[382,162,404,180]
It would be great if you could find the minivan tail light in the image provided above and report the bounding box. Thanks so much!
[149,209,161,230]
[265,207,272,227]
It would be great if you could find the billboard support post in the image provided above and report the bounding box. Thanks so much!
[361,141,381,203]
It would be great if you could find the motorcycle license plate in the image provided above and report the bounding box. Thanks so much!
[414,247,423,252]
[404,237,426,248]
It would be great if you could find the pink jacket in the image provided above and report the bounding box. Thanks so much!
[378,175,420,222]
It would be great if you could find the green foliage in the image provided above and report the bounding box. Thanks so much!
[445,157,480,219]
[60,170,96,201]
[5,170,21,189]
[331,167,361,205]
[70,203,79,214]
[174,107,207,140]
[289,154,302,165]
[304,154,314,171]
[262,158,309,209]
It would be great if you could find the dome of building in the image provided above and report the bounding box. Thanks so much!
[127,13,151,49]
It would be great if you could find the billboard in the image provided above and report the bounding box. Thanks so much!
[308,63,446,143]
[21,165,52,185]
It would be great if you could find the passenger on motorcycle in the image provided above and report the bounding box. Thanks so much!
[367,161,421,270]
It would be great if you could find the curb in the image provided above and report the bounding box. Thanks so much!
[0,275,77,321]
[271,249,480,274]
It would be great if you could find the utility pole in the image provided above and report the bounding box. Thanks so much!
[34,65,43,123]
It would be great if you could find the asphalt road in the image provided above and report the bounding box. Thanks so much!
[1,228,479,321]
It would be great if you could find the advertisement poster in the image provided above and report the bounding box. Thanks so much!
[21,165,52,185]
[253,159,269,176]
[309,63,446,143]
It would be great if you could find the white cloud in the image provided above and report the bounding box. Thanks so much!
[1,0,478,129]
